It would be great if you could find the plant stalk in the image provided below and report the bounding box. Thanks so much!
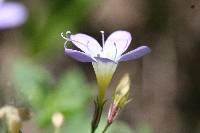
[91,98,105,133]
[102,123,111,133]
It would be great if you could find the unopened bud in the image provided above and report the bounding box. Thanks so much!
[0,106,30,133]
[107,103,120,124]
[107,74,131,124]
[52,112,64,128]
[114,73,130,107]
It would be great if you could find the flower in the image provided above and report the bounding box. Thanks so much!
[51,112,64,133]
[0,1,27,29]
[61,30,151,63]
[51,112,64,128]
[0,106,30,133]
[61,30,151,103]
[107,73,131,124]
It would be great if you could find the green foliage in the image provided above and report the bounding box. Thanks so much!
[11,58,134,132]
[11,59,92,127]
[12,59,53,108]
[61,113,133,133]
[22,0,93,58]
[37,69,92,126]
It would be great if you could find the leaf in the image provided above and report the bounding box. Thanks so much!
[11,58,54,108]
[36,68,93,127]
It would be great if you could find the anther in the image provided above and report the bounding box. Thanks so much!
[66,31,71,35]
[100,31,104,34]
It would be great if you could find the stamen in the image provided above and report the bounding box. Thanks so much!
[61,31,71,40]
[66,31,71,35]
[100,31,105,47]
[61,31,71,48]
[61,32,67,40]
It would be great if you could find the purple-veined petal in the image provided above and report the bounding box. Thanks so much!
[70,33,102,57]
[101,30,132,61]
[94,56,117,64]
[0,2,27,29]
[65,47,96,62]
[118,46,151,62]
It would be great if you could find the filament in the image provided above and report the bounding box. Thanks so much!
[100,31,105,47]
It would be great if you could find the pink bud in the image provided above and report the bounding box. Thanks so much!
[107,103,120,124]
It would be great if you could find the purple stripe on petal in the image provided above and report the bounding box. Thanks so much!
[70,33,102,57]
[65,48,96,62]
[102,30,132,61]
[119,46,151,62]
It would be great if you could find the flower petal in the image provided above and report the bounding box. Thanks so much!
[70,33,102,57]
[92,58,118,100]
[101,30,132,61]
[118,46,151,62]
[0,2,27,29]
[94,56,117,64]
[65,48,96,62]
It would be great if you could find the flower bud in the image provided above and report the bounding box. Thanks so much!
[0,106,30,133]
[52,112,64,128]
[114,73,131,107]
[107,74,131,124]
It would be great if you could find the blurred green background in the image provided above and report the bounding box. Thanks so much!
[0,0,200,133]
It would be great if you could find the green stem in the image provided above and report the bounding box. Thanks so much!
[54,127,60,133]
[91,98,105,133]
[2,118,9,133]
[102,123,111,133]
